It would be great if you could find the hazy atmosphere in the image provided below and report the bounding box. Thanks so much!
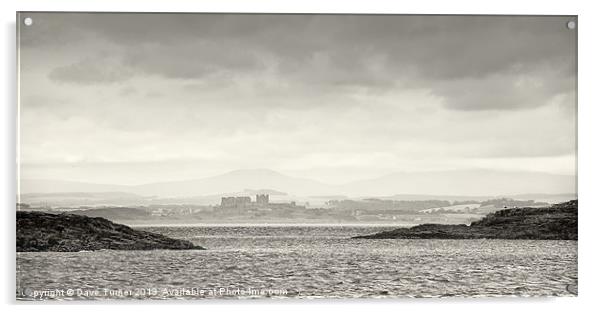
[18,13,576,196]
[16,13,579,300]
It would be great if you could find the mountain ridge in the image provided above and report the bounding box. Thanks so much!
[20,168,576,198]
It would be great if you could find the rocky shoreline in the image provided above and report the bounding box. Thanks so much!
[353,200,577,240]
[17,211,205,252]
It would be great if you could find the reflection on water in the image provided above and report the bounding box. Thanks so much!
[16,225,577,299]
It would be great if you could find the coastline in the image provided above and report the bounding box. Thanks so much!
[354,200,578,240]
[17,211,205,252]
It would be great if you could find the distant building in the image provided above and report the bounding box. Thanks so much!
[221,196,252,208]
[256,194,269,206]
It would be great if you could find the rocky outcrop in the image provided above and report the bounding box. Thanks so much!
[354,200,577,240]
[17,211,205,252]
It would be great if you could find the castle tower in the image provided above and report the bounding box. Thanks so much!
[256,194,269,206]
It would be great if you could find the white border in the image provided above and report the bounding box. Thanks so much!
[2,0,601,312]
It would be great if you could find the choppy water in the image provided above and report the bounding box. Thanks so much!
[16,225,577,300]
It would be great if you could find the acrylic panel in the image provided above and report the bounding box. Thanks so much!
[16,13,577,300]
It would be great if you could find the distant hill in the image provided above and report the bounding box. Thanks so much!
[20,169,576,199]
[68,207,153,221]
[20,179,125,194]
[379,194,492,202]
[19,192,149,207]
[341,169,575,197]
[504,193,578,204]
[130,169,332,197]
[242,189,288,196]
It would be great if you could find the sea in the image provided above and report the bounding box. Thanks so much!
[16,225,578,300]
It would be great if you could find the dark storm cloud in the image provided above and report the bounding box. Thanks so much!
[48,56,135,84]
[21,13,576,110]
[18,13,577,184]
[121,41,263,79]
[432,69,575,110]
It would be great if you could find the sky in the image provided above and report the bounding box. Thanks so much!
[18,13,577,185]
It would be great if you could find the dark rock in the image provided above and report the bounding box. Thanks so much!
[17,211,205,252]
[353,200,577,240]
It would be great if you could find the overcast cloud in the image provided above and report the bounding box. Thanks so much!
[18,13,576,185]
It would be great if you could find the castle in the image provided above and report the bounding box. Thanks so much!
[220,196,252,208]
[256,194,269,205]
[221,194,269,208]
